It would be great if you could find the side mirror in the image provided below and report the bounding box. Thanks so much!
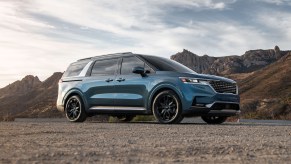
[132,66,146,76]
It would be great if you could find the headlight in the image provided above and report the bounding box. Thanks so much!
[179,77,208,84]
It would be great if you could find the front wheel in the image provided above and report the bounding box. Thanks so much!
[152,90,184,124]
[201,116,227,124]
[65,95,87,122]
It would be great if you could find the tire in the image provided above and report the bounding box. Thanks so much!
[201,116,227,124]
[117,115,135,122]
[65,95,87,122]
[152,90,184,124]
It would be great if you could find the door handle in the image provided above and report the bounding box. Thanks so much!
[116,78,125,82]
[105,78,114,82]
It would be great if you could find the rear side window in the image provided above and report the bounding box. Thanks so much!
[121,56,145,75]
[63,61,89,77]
[91,58,119,76]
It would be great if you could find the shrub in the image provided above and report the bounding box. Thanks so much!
[108,115,156,123]
[132,115,155,122]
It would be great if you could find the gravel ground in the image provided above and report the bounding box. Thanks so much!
[0,119,291,163]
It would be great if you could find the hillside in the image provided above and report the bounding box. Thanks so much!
[237,54,291,119]
[0,72,63,118]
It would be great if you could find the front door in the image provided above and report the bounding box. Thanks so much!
[114,56,153,109]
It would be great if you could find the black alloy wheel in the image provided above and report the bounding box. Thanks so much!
[201,116,227,124]
[65,95,87,122]
[152,90,183,124]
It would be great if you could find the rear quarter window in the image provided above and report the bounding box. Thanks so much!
[63,61,89,77]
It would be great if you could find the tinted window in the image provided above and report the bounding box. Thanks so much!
[121,57,145,75]
[141,55,195,73]
[91,58,119,76]
[63,61,89,77]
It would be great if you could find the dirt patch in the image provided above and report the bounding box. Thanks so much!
[0,120,290,163]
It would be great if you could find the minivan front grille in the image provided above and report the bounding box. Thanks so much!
[208,81,237,94]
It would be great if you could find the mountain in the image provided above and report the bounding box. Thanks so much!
[0,72,63,118]
[171,46,291,75]
[0,75,42,98]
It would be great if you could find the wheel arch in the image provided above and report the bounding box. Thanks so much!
[148,83,184,113]
[63,89,88,112]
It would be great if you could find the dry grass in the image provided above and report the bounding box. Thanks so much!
[241,98,291,120]
[0,113,15,122]
[132,115,155,122]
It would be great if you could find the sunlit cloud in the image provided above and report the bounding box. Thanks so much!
[258,0,291,5]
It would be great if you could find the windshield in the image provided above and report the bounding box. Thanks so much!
[140,55,196,73]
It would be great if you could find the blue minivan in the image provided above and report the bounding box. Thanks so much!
[57,52,240,124]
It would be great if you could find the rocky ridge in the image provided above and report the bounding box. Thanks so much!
[0,75,41,98]
[171,46,291,75]
[0,72,63,118]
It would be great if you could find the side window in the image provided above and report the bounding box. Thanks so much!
[63,61,89,77]
[91,58,119,76]
[121,56,145,75]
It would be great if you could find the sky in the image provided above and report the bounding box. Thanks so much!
[0,0,291,88]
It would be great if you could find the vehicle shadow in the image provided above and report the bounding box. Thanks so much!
[87,121,291,127]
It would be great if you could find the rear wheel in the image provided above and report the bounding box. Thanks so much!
[152,90,184,124]
[201,116,227,124]
[65,95,87,122]
[117,115,135,122]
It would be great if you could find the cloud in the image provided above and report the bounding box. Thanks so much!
[256,10,291,47]
[20,0,239,56]
[258,0,291,5]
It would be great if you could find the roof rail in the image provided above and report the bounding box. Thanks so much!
[77,52,133,61]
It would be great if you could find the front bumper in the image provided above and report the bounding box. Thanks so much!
[183,101,240,117]
[180,82,240,117]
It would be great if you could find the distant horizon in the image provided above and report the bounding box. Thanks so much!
[1,0,291,88]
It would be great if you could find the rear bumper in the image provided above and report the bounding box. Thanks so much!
[57,105,64,112]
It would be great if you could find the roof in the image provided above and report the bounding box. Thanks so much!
[77,52,134,61]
